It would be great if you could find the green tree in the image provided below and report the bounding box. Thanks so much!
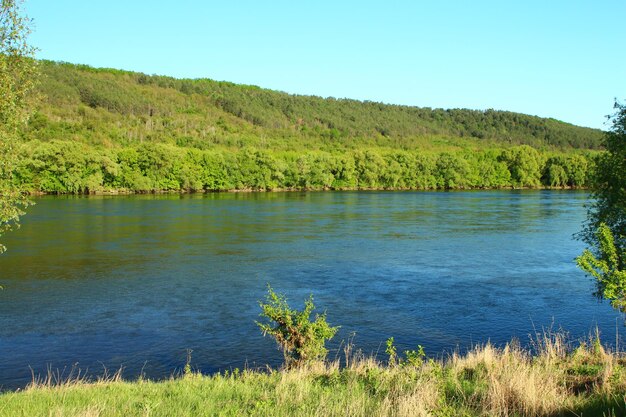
[0,0,38,253]
[435,153,470,189]
[581,101,626,270]
[577,224,626,312]
[499,145,542,187]
[543,157,569,187]
[257,286,338,368]
[578,101,626,312]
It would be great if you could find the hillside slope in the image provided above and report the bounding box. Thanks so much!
[26,61,602,151]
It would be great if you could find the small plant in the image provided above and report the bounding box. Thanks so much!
[386,337,426,367]
[257,285,338,368]
[183,349,193,377]
[386,337,397,366]
[404,345,426,367]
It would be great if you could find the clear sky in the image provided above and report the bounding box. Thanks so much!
[26,0,625,130]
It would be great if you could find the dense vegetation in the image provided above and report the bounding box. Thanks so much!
[581,102,626,262]
[10,60,603,194]
[31,61,604,151]
[577,101,626,312]
[0,0,38,253]
[1,334,625,416]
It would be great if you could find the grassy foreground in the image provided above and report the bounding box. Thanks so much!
[1,336,626,417]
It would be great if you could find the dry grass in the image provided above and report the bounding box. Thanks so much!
[449,343,567,416]
[26,363,124,391]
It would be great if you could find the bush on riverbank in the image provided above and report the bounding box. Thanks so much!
[1,334,625,416]
[257,286,339,368]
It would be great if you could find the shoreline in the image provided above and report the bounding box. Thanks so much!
[25,184,589,196]
[1,334,624,415]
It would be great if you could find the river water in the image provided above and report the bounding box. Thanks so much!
[0,190,622,390]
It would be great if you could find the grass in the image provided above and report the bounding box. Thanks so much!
[1,334,626,416]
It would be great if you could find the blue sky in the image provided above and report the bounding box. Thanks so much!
[27,0,625,129]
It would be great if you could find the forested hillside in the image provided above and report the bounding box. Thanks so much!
[28,61,602,150]
[12,60,603,193]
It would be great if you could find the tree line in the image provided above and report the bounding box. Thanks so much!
[11,141,594,193]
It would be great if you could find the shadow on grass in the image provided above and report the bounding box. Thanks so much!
[556,394,626,417]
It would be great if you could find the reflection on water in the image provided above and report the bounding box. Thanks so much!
[0,190,621,390]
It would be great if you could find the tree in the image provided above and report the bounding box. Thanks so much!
[577,224,626,312]
[581,101,626,268]
[257,286,338,368]
[0,0,38,253]
[578,101,626,310]
[499,145,542,187]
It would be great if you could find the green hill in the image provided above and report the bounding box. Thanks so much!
[11,60,603,193]
[29,60,602,151]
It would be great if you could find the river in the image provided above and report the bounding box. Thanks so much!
[0,190,621,390]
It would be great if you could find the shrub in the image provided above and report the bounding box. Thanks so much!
[257,286,338,368]
[577,223,626,312]
[386,337,426,367]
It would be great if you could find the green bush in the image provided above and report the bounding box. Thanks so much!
[577,223,626,312]
[257,286,338,368]
[385,337,426,367]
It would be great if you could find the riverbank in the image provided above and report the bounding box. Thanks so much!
[24,184,587,196]
[1,336,625,417]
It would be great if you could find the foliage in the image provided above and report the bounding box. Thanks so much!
[577,223,626,312]
[578,101,626,315]
[7,140,597,193]
[403,345,426,367]
[582,101,626,270]
[386,337,426,368]
[29,60,603,152]
[0,0,37,253]
[385,337,397,366]
[4,60,604,194]
[499,145,543,187]
[257,286,338,368]
[0,0,38,130]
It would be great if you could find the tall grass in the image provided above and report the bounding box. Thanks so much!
[1,333,625,416]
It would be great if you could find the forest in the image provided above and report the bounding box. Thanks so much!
[12,60,603,193]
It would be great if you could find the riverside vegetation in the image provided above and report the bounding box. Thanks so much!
[577,102,626,315]
[0,0,38,253]
[1,289,626,416]
[9,61,602,194]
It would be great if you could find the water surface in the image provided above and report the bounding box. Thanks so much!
[0,190,621,390]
